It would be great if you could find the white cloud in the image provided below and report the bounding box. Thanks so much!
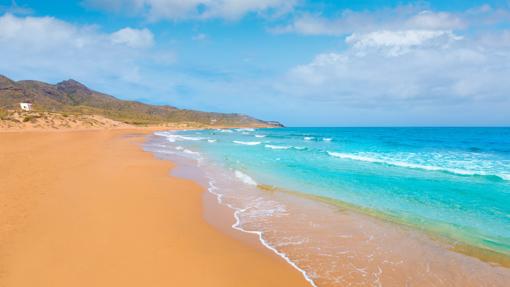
[264,4,510,125]
[406,11,465,30]
[270,5,505,36]
[0,13,165,88]
[111,27,154,48]
[346,30,462,56]
[280,29,510,113]
[83,0,296,21]
[270,11,378,36]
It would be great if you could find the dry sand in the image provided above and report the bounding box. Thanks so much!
[0,130,309,287]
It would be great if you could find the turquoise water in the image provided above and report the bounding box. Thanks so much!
[156,127,510,256]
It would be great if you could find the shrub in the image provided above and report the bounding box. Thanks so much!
[0,108,7,119]
[22,115,40,122]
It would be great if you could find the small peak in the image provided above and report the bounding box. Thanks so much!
[56,79,90,92]
[58,79,86,88]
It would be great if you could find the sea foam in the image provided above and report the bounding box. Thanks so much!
[265,144,292,150]
[236,128,255,132]
[155,132,207,142]
[234,170,258,185]
[233,140,261,146]
[327,151,509,180]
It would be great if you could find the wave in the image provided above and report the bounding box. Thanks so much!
[234,170,258,186]
[207,139,217,143]
[154,131,172,137]
[255,134,266,138]
[183,149,200,156]
[265,144,292,150]
[233,140,261,146]
[155,132,208,143]
[236,128,255,132]
[205,180,317,287]
[323,138,333,142]
[304,137,314,141]
[217,129,234,133]
[327,151,510,180]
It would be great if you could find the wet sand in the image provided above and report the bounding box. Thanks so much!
[144,133,510,287]
[0,130,310,287]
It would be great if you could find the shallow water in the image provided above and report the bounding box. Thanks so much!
[145,128,510,286]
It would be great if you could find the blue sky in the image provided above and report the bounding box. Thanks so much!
[1,0,510,126]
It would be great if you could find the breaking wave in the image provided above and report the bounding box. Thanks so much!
[234,170,258,186]
[233,141,261,146]
[265,144,292,150]
[327,151,510,180]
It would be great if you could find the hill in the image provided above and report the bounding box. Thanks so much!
[0,75,282,127]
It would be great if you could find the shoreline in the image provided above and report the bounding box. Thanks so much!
[143,133,318,286]
[147,128,510,286]
[277,186,510,267]
[0,129,310,287]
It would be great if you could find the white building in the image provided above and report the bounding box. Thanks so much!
[20,102,33,111]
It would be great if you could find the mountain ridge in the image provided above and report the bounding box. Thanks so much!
[0,75,282,127]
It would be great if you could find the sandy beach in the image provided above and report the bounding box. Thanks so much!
[0,130,309,287]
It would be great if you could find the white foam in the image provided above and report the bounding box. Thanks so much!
[234,170,258,186]
[265,144,292,150]
[205,180,318,287]
[255,134,266,138]
[236,128,255,132]
[323,138,333,142]
[183,149,201,156]
[327,151,509,180]
[217,129,234,133]
[155,132,207,143]
[500,173,510,180]
[153,131,173,137]
[207,139,217,143]
[304,137,314,141]
[233,140,261,146]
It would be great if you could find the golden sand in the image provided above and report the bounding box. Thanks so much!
[0,130,309,287]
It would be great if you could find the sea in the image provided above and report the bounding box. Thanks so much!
[144,127,510,286]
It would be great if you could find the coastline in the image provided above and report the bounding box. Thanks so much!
[0,129,310,287]
[147,128,510,286]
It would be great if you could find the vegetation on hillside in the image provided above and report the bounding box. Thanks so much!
[0,107,7,120]
[0,75,282,127]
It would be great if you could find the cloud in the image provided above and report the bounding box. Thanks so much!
[281,29,510,111]
[262,4,510,124]
[406,11,465,30]
[270,5,508,36]
[111,27,154,48]
[83,0,297,21]
[0,13,166,89]
[346,30,462,56]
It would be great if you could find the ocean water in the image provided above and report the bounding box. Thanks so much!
[145,127,510,286]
